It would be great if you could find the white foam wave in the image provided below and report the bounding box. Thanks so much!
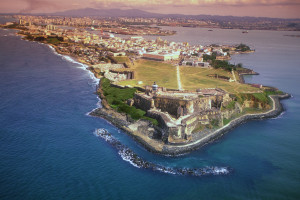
[47,45,60,56]
[86,95,102,116]
[94,128,231,177]
[271,111,285,120]
[93,129,115,143]
[45,44,102,116]
[46,44,100,86]
[118,148,141,168]
[210,167,229,175]
[96,96,102,108]
[154,166,177,175]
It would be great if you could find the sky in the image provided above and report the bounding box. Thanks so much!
[1,0,300,19]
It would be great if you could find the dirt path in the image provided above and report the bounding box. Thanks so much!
[177,65,182,90]
[231,70,237,82]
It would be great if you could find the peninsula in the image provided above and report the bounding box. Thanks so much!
[1,16,290,155]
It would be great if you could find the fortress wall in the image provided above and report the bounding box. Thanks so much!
[222,94,233,106]
[208,94,232,108]
[146,110,179,143]
[192,97,211,112]
[221,102,243,119]
[168,127,183,142]
[133,93,153,111]
[147,108,224,143]
[154,96,191,117]
[146,110,170,129]
[147,109,188,142]
[110,83,125,89]
[109,70,135,80]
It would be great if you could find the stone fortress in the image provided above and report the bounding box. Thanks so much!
[130,82,239,144]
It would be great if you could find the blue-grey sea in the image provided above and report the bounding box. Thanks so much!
[1,21,300,199]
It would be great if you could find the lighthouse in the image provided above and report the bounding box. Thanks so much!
[152,82,158,94]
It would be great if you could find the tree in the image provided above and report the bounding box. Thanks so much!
[236,63,243,68]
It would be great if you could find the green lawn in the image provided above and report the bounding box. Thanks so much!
[118,59,178,89]
[118,60,261,94]
[180,66,261,94]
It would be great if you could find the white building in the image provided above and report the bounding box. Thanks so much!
[143,51,180,61]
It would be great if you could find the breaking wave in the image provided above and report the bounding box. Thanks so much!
[86,96,102,116]
[46,44,100,86]
[271,111,285,120]
[94,128,231,177]
[46,44,101,112]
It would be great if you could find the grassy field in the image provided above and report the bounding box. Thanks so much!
[118,59,178,89]
[180,66,261,94]
[114,56,130,63]
[113,56,133,68]
[117,60,261,94]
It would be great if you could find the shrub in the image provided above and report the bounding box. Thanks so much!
[223,101,236,110]
[223,118,231,125]
[100,78,158,125]
[236,43,251,52]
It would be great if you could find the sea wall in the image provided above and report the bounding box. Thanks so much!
[159,93,290,155]
[93,73,290,156]
[90,107,166,154]
[237,68,259,83]
[91,87,290,156]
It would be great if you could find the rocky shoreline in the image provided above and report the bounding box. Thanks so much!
[90,82,291,156]
[94,128,231,176]
[158,93,291,155]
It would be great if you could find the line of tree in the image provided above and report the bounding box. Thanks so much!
[203,52,236,71]
[212,60,236,71]
[235,43,251,52]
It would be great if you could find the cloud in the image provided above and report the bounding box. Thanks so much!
[9,0,300,18]
[87,0,300,18]
[19,0,59,13]
[89,0,300,10]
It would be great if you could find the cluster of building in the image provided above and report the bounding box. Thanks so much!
[16,15,175,36]
[16,16,235,67]
[2,15,261,144]
[102,16,300,31]
[10,15,247,87]
[118,17,213,28]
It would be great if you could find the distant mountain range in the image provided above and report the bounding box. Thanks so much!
[36,8,298,22]
[52,8,163,18]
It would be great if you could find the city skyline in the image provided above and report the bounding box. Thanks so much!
[1,0,300,19]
